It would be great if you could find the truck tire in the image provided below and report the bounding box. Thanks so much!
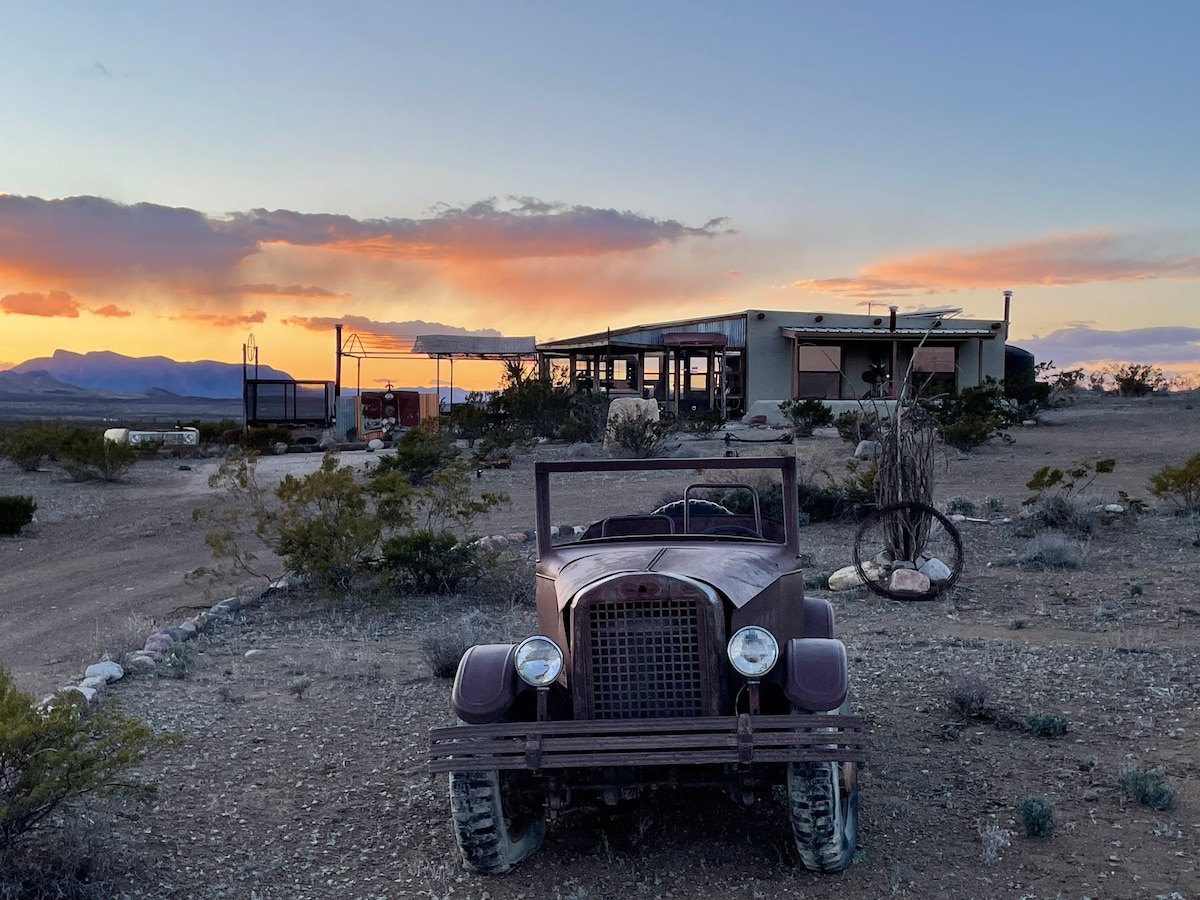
[448,769,546,874]
[787,702,859,872]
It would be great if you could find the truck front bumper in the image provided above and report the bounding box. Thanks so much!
[429,713,865,774]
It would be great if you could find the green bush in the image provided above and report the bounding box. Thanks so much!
[377,425,459,485]
[239,426,291,454]
[679,407,725,437]
[922,380,1019,451]
[0,669,160,852]
[0,496,36,536]
[448,395,491,447]
[1027,713,1069,737]
[0,422,65,472]
[1148,452,1200,513]
[607,409,673,458]
[58,429,139,482]
[1118,764,1176,811]
[384,529,484,595]
[779,398,834,438]
[1018,795,1055,838]
[834,409,884,445]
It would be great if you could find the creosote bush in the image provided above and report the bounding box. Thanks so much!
[0,669,162,853]
[606,409,674,458]
[0,496,37,536]
[0,421,66,472]
[779,398,834,438]
[947,678,996,720]
[420,611,504,679]
[1148,451,1200,513]
[1018,795,1055,838]
[57,429,140,482]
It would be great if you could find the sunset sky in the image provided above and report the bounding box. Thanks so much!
[2,2,1198,391]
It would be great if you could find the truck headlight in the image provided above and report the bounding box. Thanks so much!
[514,636,564,687]
[727,626,779,678]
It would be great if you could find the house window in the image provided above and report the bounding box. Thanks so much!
[797,346,842,399]
[912,346,956,393]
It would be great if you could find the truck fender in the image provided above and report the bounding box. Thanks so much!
[782,638,848,712]
[451,643,520,724]
[801,596,835,639]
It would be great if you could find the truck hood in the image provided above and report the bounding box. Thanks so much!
[542,543,797,611]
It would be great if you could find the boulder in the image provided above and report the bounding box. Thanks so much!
[854,440,882,461]
[367,438,385,452]
[919,557,953,584]
[84,660,125,683]
[889,568,932,595]
[828,561,886,591]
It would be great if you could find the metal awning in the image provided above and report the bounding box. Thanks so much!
[410,335,538,359]
[781,325,1000,340]
[663,332,728,348]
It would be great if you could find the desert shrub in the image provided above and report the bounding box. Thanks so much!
[382,529,484,594]
[57,429,139,482]
[419,611,503,678]
[803,571,829,590]
[984,495,1005,514]
[1148,451,1200,513]
[1018,795,1055,838]
[186,417,241,445]
[607,409,674,458]
[679,407,725,438]
[0,496,36,536]
[272,454,415,592]
[1024,457,1116,536]
[978,821,1011,865]
[376,425,459,485]
[1111,363,1167,397]
[834,409,884,445]
[238,426,291,454]
[1027,713,1069,737]
[947,677,997,720]
[779,398,834,438]
[486,361,574,441]
[947,496,977,516]
[1118,765,1176,811]
[921,380,1018,451]
[714,477,784,524]
[0,669,160,853]
[1017,531,1081,569]
[448,395,491,447]
[472,550,536,607]
[0,421,66,472]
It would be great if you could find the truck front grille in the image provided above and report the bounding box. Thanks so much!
[572,574,725,719]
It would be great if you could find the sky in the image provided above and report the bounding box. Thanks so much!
[1,1,1198,391]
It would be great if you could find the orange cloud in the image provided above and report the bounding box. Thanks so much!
[90,303,132,317]
[795,232,1200,298]
[166,309,268,327]
[1,290,82,317]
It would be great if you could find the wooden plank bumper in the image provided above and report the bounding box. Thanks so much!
[429,713,866,774]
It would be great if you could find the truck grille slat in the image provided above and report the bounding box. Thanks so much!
[590,599,703,718]
[573,574,725,720]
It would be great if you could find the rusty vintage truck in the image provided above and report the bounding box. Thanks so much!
[429,456,864,874]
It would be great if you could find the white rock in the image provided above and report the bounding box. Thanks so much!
[854,440,882,461]
[79,676,107,691]
[367,438,385,451]
[1104,503,1126,513]
[918,557,953,584]
[66,685,97,702]
[828,561,886,591]
[85,660,125,682]
[245,649,266,658]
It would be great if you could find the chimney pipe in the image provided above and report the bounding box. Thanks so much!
[1003,290,1012,326]
[888,305,898,331]
[334,323,343,398]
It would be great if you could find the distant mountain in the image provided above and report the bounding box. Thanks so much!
[10,350,292,399]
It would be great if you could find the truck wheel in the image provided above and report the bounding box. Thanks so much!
[787,703,859,872]
[448,769,546,874]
